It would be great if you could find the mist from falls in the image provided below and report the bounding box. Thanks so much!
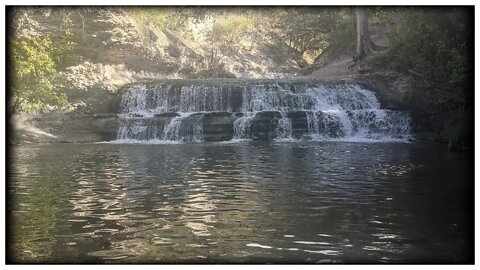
[112,81,411,143]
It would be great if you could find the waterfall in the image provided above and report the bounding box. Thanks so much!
[306,111,320,137]
[111,80,411,143]
[275,112,293,140]
[233,112,256,140]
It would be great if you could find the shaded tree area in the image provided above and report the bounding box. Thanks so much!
[270,7,353,62]
[8,8,83,117]
[9,36,69,116]
[384,7,473,151]
[354,7,369,66]
[337,7,473,151]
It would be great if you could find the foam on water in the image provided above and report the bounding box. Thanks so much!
[101,139,183,145]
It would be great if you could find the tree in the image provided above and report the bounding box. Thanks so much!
[354,7,369,65]
[9,35,71,117]
[200,12,252,76]
[386,8,473,150]
[352,7,387,68]
[272,7,350,58]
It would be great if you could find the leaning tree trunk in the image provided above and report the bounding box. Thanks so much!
[355,7,369,64]
[8,96,21,120]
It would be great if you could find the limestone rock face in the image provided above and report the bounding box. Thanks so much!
[10,112,119,144]
[249,111,282,140]
[202,112,234,142]
[287,111,308,137]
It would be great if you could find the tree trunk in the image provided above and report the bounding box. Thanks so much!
[249,24,256,51]
[8,97,21,120]
[355,7,369,63]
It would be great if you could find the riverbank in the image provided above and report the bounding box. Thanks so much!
[10,80,415,145]
[8,8,465,147]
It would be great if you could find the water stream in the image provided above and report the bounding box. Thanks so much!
[8,142,473,263]
[113,81,411,143]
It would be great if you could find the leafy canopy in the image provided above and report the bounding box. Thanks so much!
[10,33,78,113]
[387,8,472,109]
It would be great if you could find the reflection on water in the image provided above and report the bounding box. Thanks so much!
[8,142,473,263]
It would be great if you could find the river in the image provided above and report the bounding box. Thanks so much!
[7,141,473,263]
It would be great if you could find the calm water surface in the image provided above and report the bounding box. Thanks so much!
[8,142,473,263]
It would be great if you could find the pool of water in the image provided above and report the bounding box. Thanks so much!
[7,141,473,263]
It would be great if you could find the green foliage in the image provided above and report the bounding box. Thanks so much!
[272,7,352,56]
[126,7,349,62]
[446,109,472,152]
[212,13,253,45]
[200,12,255,75]
[127,7,170,29]
[49,31,82,69]
[327,9,355,50]
[369,7,396,24]
[126,7,206,32]
[388,8,471,107]
[10,34,76,114]
[387,8,473,148]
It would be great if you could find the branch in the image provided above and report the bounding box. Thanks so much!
[8,97,22,120]
[407,69,424,78]
[76,11,85,33]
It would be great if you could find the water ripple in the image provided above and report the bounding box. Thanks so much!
[8,142,472,263]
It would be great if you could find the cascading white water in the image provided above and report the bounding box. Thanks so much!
[163,115,183,141]
[121,84,231,115]
[275,112,293,140]
[233,113,255,140]
[111,81,411,143]
[306,111,320,136]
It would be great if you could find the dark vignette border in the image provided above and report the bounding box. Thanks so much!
[3,5,475,265]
